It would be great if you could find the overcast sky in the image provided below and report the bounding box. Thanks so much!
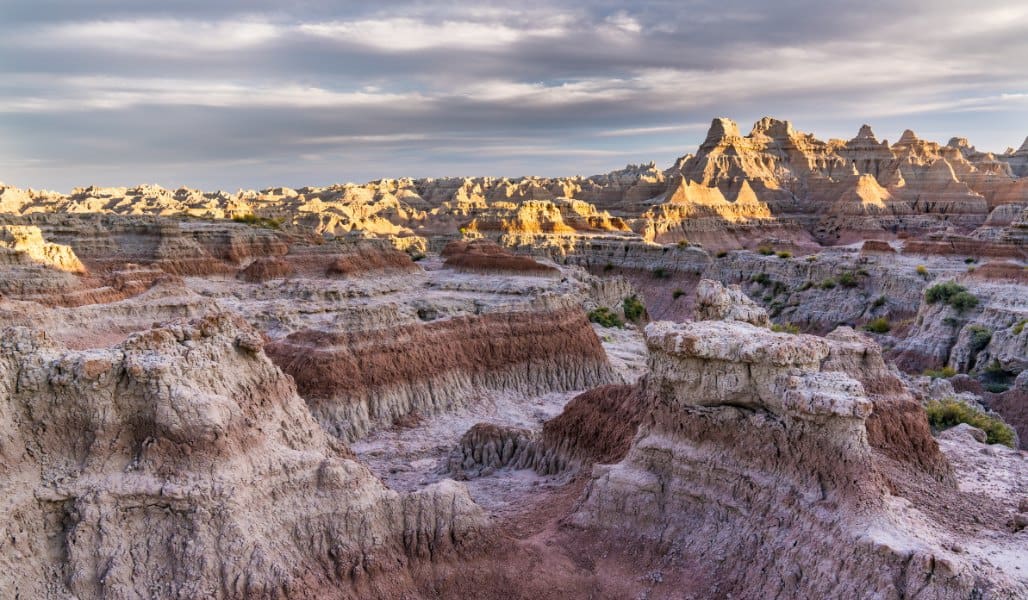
[2,0,1027,192]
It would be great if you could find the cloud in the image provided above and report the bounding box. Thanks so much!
[1,0,1026,191]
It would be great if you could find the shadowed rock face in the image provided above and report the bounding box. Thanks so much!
[572,320,1024,598]
[0,314,485,599]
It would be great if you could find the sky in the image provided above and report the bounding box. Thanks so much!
[2,0,1028,192]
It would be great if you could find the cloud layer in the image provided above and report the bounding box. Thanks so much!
[2,0,1027,191]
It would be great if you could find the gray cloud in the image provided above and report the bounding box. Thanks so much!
[1,0,1027,191]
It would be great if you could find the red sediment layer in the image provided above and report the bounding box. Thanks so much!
[541,384,645,465]
[903,238,1026,260]
[238,257,294,282]
[967,261,1028,283]
[442,240,558,275]
[859,239,896,254]
[266,307,607,402]
[325,245,417,276]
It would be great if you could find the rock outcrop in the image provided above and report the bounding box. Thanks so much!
[572,320,1024,598]
[266,306,615,441]
[0,314,485,599]
[693,278,770,326]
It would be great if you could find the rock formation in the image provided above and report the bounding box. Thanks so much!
[572,320,1025,597]
[0,314,485,599]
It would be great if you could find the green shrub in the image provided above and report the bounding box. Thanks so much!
[1014,320,1027,335]
[964,257,977,264]
[652,267,670,279]
[757,246,774,256]
[863,317,891,333]
[872,295,887,309]
[751,273,771,285]
[820,278,837,289]
[983,383,1010,394]
[949,291,979,312]
[603,262,614,272]
[677,239,690,248]
[622,295,645,322]
[924,398,1015,447]
[838,272,859,288]
[966,325,992,354]
[771,322,800,334]
[588,307,623,328]
[923,366,957,379]
[776,251,792,259]
[925,282,965,304]
[716,250,729,258]
[409,253,426,262]
[916,265,929,277]
[672,288,685,300]
[799,281,813,291]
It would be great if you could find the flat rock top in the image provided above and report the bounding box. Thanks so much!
[645,320,830,367]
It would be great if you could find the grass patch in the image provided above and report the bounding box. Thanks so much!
[603,262,614,272]
[677,239,690,248]
[672,288,685,300]
[588,307,623,328]
[925,398,1015,447]
[776,250,792,259]
[716,250,729,258]
[863,317,891,333]
[771,322,801,334]
[751,273,771,286]
[838,272,859,288]
[820,278,837,289]
[916,265,929,278]
[757,246,774,256]
[872,295,887,309]
[923,366,957,379]
[1014,320,1027,335]
[652,267,671,279]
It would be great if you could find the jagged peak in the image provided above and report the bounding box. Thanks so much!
[1015,136,1028,156]
[702,117,741,145]
[895,129,920,146]
[854,124,877,141]
[749,117,794,139]
[947,137,971,149]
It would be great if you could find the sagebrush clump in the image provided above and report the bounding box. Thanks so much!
[622,295,645,321]
[588,307,623,328]
[924,398,1015,447]
[863,317,890,333]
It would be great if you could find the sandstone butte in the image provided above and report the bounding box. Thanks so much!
[0,116,1025,599]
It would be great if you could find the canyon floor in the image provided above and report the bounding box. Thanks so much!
[1,117,1026,598]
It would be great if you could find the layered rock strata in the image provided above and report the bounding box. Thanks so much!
[266,306,615,441]
[0,314,485,599]
[572,320,1024,597]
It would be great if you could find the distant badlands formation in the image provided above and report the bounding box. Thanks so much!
[2,116,1027,255]
[0,118,1027,598]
